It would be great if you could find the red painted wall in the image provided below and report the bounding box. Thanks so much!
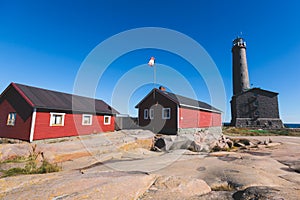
[0,99,32,141]
[212,112,222,126]
[179,107,221,128]
[179,107,198,128]
[33,112,115,140]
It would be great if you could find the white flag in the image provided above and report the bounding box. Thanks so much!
[148,57,155,67]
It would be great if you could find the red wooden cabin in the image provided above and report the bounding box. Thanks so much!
[135,87,222,134]
[0,83,118,142]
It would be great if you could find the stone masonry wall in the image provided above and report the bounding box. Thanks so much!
[235,118,284,129]
[231,89,283,128]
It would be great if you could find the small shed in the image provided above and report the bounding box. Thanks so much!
[135,87,222,134]
[0,83,118,142]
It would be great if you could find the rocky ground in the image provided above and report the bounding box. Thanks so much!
[1,130,300,199]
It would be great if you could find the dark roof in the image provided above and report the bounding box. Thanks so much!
[7,83,118,115]
[235,87,279,97]
[136,88,221,113]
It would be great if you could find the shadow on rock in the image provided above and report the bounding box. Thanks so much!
[232,186,283,200]
[279,160,300,174]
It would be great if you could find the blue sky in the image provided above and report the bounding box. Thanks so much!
[1,0,300,123]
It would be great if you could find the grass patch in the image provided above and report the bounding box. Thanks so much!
[0,156,28,164]
[223,127,300,137]
[1,167,25,177]
[0,144,61,178]
[248,129,268,134]
[38,160,61,173]
[1,160,61,177]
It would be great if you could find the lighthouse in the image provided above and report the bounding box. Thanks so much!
[232,37,250,95]
[230,37,283,128]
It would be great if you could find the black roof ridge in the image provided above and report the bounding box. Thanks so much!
[11,82,118,114]
[163,90,207,104]
[234,87,279,97]
[135,88,221,113]
[159,89,221,112]
[14,82,105,102]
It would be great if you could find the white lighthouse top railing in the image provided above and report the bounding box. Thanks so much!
[233,38,246,47]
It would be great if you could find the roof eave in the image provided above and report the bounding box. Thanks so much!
[179,103,222,114]
[135,88,178,108]
[237,88,279,96]
[35,107,116,115]
[0,83,35,108]
[135,88,156,108]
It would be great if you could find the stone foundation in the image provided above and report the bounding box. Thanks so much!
[154,127,223,152]
[177,127,222,137]
[233,118,284,129]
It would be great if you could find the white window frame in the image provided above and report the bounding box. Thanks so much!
[144,109,149,119]
[49,112,65,126]
[162,108,171,119]
[7,112,16,126]
[149,109,154,119]
[82,114,93,125]
[104,115,111,125]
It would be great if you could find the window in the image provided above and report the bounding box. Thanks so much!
[162,108,171,119]
[144,109,149,119]
[104,115,111,125]
[50,113,65,126]
[82,114,92,125]
[253,100,259,107]
[149,109,154,119]
[254,110,260,117]
[7,112,16,126]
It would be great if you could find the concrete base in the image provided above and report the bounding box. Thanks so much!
[232,118,284,129]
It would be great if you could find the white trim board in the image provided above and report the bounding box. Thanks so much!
[29,108,37,143]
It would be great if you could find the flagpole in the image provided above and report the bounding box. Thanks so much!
[154,64,156,87]
[148,57,156,98]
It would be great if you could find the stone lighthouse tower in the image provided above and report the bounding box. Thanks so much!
[232,37,250,95]
[230,37,283,128]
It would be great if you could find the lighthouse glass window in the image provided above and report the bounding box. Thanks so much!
[162,108,171,119]
[7,112,16,126]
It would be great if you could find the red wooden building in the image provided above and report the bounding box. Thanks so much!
[0,83,118,142]
[135,87,222,134]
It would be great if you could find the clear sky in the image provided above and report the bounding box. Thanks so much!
[1,0,300,123]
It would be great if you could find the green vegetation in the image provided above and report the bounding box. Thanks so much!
[1,156,28,164]
[38,160,61,173]
[223,127,300,136]
[1,160,61,177]
[0,144,61,178]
